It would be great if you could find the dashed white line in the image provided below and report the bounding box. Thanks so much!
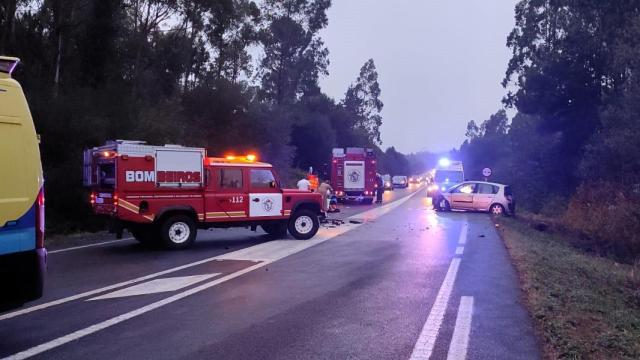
[458,224,468,245]
[48,238,134,254]
[455,246,464,255]
[447,296,474,360]
[409,258,461,360]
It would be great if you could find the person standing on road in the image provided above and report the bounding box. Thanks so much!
[297,177,311,191]
[375,174,384,204]
[317,180,338,213]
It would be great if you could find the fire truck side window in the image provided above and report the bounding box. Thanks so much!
[219,169,243,189]
[250,169,276,189]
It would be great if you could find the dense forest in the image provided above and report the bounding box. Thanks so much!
[0,0,421,232]
[456,1,640,260]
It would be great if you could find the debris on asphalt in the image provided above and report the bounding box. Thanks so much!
[479,235,485,238]
[349,219,363,224]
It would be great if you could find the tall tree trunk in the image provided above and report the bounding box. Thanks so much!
[0,0,17,53]
[53,31,62,96]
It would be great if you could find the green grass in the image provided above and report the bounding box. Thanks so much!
[496,216,640,360]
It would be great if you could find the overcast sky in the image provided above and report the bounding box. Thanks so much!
[319,0,519,154]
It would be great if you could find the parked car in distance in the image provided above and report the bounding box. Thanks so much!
[434,181,514,215]
[392,175,408,188]
[383,174,393,191]
[409,175,420,184]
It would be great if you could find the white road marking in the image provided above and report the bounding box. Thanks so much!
[409,258,462,360]
[88,274,220,301]
[0,254,232,321]
[1,187,423,359]
[3,191,423,360]
[455,246,464,255]
[458,224,468,245]
[48,238,134,254]
[2,263,265,360]
[447,296,474,360]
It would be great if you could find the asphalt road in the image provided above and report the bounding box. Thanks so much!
[0,184,540,360]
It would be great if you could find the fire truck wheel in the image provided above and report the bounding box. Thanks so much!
[288,209,319,240]
[160,215,196,249]
[261,221,288,238]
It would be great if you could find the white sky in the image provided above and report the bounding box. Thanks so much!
[319,0,519,153]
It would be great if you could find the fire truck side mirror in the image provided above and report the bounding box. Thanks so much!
[269,180,277,189]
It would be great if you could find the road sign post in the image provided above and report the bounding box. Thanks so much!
[482,167,492,182]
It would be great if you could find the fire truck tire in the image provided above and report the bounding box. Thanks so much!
[130,224,159,247]
[288,209,319,240]
[261,221,288,238]
[159,215,196,249]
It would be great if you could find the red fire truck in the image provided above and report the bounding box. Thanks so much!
[83,140,324,249]
[330,147,377,203]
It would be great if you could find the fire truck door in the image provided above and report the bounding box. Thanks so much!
[206,168,248,220]
[248,169,283,218]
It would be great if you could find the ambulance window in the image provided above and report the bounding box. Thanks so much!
[250,169,276,189]
[219,169,243,189]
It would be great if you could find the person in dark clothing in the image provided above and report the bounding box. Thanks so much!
[375,174,384,203]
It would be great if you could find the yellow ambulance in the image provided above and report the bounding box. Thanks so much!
[0,56,46,309]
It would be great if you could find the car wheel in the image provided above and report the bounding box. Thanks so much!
[261,221,288,238]
[490,203,505,216]
[288,209,319,240]
[436,198,451,211]
[130,224,158,247]
[160,215,196,249]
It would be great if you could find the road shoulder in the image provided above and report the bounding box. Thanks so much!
[496,216,640,359]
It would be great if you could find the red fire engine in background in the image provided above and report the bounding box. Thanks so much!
[330,147,377,203]
[83,140,324,249]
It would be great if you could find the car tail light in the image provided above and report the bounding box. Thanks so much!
[90,192,96,204]
[35,188,45,249]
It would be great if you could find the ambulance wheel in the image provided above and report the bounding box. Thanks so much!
[130,224,158,247]
[160,215,196,249]
[261,221,288,238]
[288,210,319,240]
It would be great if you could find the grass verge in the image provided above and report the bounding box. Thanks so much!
[496,216,640,359]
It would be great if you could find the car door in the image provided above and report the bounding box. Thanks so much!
[450,183,476,210]
[206,167,248,221]
[473,183,497,211]
[248,168,283,218]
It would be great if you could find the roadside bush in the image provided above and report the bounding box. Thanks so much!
[564,183,640,261]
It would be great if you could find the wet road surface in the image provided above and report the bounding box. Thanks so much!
[0,184,539,359]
